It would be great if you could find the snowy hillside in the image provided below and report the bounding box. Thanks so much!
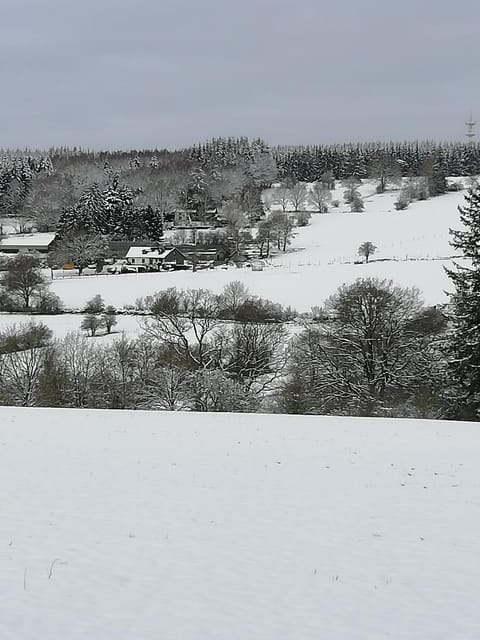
[1,407,479,639]
[271,187,465,267]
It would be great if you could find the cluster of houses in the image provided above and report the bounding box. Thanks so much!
[0,232,265,273]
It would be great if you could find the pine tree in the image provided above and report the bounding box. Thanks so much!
[445,186,480,418]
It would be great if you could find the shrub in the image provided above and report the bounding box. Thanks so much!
[102,306,118,334]
[234,297,286,323]
[295,211,311,227]
[81,314,105,337]
[394,197,409,210]
[0,291,20,312]
[35,291,64,314]
[405,306,448,335]
[83,294,105,314]
[311,305,329,322]
[350,194,364,212]
[0,321,53,353]
[447,181,464,192]
[283,305,298,321]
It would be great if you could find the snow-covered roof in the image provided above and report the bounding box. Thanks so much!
[0,233,56,249]
[125,246,179,260]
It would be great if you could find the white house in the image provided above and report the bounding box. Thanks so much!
[125,246,186,270]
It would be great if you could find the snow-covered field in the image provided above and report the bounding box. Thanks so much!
[0,312,143,341]
[1,407,479,639]
[271,188,464,267]
[46,257,460,314]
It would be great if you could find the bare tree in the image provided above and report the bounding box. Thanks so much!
[60,333,98,407]
[81,314,105,337]
[0,347,46,406]
[320,171,335,190]
[262,189,276,213]
[308,182,332,213]
[24,172,75,232]
[102,306,118,334]
[369,153,402,193]
[273,186,292,212]
[343,177,364,212]
[286,278,434,415]
[0,321,53,406]
[50,232,108,275]
[1,253,48,309]
[12,217,34,234]
[142,288,222,368]
[295,211,311,227]
[215,322,288,393]
[221,202,248,251]
[343,176,360,201]
[268,211,296,251]
[289,183,308,212]
[190,369,254,412]
[87,336,138,409]
[34,209,61,233]
[254,218,274,258]
[128,167,181,215]
[139,366,192,411]
[219,281,251,316]
[208,167,248,210]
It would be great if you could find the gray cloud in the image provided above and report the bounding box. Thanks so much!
[1,0,479,149]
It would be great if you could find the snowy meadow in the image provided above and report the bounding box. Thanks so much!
[1,407,479,640]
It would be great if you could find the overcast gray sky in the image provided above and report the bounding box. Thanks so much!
[1,0,479,150]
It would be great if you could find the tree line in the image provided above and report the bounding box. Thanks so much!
[2,137,475,239]
[0,278,453,418]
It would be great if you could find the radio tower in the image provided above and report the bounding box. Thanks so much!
[465,111,476,144]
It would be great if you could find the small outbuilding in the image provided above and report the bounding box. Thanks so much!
[251,259,266,272]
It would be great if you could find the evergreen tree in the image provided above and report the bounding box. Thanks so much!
[445,186,480,419]
[137,205,163,241]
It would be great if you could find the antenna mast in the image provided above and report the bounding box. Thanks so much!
[466,111,476,143]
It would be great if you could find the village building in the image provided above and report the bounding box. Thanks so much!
[125,246,186,270]
[0,233,57,255]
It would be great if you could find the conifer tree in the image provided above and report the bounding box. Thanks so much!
[445,186,480,418]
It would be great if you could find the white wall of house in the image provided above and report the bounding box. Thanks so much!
[128,257,162,266]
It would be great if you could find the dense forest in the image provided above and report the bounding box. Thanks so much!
[1,138,480,227]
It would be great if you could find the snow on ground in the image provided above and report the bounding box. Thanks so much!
[49,257,461,313]
[0,312,143,342]
[1,407,479,639]
[271,189,465,267]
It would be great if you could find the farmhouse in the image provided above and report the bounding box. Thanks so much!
[0,233,56,254]
[125,246,186,270]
